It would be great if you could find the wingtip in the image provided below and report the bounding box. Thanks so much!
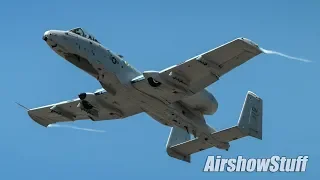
[247,91,261,101]
[238,37,259,47]
[237,37,262,53]
[27,111,50,127]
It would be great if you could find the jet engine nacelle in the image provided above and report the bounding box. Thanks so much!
[181,90,218,115]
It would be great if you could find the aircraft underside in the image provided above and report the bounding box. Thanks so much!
[28,27,264,163]
[60,47,218,138]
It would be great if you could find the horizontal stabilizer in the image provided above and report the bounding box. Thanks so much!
[166,91,263,163]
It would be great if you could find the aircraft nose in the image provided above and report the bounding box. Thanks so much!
[42,30,51,41]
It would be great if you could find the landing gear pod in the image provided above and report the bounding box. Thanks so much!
[143,71,162,87]
[147,77,162,87]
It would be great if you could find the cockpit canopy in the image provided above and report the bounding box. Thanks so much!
[69,27,100,43]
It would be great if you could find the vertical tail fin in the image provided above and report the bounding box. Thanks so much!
[237,91,263,140]
[166,127,191,162]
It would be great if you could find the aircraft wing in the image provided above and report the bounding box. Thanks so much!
[27,90,142,127]
[132,38,262,104]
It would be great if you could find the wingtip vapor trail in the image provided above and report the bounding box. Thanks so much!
[260,47,313,63]
[48,124,106,133]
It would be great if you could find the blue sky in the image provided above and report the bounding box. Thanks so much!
[0,0,319,179]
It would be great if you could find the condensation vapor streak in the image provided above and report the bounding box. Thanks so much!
[48,124,106,133]
[260,48,312,63]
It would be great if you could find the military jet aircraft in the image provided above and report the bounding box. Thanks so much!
[28,27,263,163]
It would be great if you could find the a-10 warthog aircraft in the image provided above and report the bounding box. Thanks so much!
[28,27,263,162]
